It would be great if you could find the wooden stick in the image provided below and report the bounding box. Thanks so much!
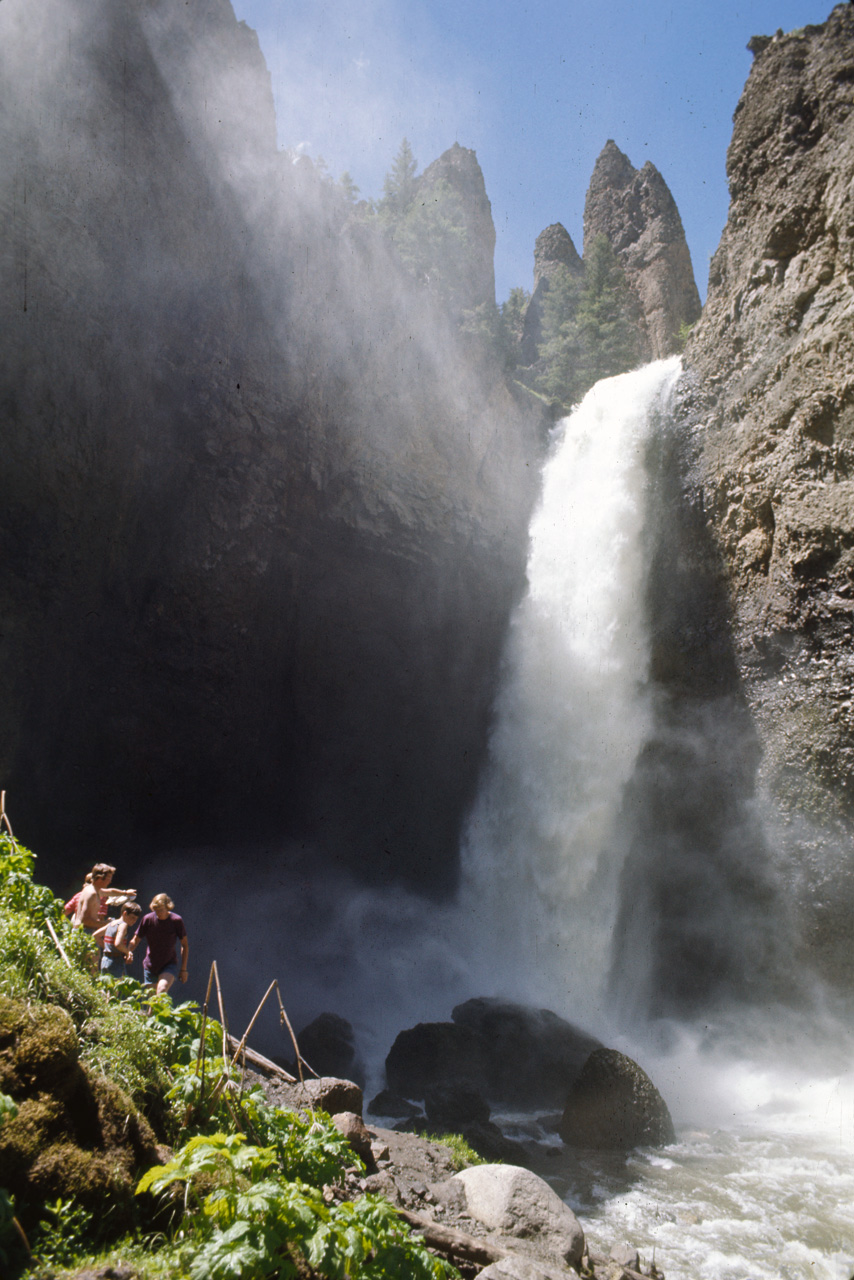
[229,980,277,1069]
[396,1210,508,1267]
[211,961,229,1062]
[198,962,216,1100]
[0,792,17,843]
[44,917,72,968]
[224,1035,297,1082]
[275,983,319,1082]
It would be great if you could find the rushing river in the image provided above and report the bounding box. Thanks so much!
[494,1036,854,1280]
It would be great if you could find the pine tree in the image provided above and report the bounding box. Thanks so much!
[380,138,418,216]
[534,236,639,410]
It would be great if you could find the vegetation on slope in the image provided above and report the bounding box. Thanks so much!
[0,828,458,1280]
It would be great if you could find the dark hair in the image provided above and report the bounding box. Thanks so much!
[123,901,142,916]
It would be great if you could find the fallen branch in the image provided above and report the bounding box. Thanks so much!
[224,1035,296,1083]
[397,1209,508,1267]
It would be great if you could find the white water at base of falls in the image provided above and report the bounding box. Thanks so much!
[455,357,682,1027]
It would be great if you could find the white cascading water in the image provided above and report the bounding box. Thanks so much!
[457,357,682,1028]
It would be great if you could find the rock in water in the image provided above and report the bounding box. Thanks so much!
[558,1049,675,1150]
[385,999,602,1110]
[451,998,603,1108]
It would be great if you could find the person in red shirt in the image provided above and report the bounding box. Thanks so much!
[129,893,189,995]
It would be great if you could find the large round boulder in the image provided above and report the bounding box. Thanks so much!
[451,1163,585,1270]
[558,1049,675,1150]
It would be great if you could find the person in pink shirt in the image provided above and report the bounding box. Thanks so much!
[129,893,189,995]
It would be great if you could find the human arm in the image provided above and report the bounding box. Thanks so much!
[179,934,189,983]
[112,920,132,958]
[127,920,144,960]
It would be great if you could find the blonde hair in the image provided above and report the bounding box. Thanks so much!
[150,893,174,911]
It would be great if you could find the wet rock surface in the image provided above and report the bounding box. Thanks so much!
[385,999,602,1111]
[559,1050,675,1151]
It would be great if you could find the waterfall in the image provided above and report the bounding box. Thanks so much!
[457,358,682,1031]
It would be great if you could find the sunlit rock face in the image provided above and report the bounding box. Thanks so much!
[684,4,854,987]
[584,140,702,359]
[0,0,541,890]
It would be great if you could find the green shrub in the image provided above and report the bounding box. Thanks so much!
[138,1133,456,1280]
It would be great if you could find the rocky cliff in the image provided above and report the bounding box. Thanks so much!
[519,223,584,365]
[584,140,702,360]
[418,142,497,315]
[0,0,541,893]
[682,4,854,988]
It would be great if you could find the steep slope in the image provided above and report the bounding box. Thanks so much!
[0,0,541,892]
[683,3,854,986]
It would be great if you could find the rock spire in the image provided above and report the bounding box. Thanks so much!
[583,139,701,358]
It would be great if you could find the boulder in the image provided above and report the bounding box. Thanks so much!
[384,999,602,1110]
[268,1076,363,1119]
[452,998,603,1108]
[331,1111,375,1166]
[424,1083,490,1129]
[295,1013,363,1086]
[478,1256,573,1280]
[609,1243,640,1271]
[455,1120,531,1167]
[452,1164,585,1270]
[367,1089,422,1119]
[558,1050,675,1150]
[385,1021,482,1099]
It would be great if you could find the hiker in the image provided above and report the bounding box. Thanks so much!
[72,864,116,931]
[68,864,137,933]
[95,901,143,978]
[129,893,189,995]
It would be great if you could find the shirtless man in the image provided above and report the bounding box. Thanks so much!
[71,864,138,932]
[73,864,117,931]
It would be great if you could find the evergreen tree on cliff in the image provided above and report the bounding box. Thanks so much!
[376,139,473,317]
[536,234,639,409]
[380,137,418,215]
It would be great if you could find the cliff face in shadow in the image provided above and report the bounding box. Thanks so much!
[683,4,854,988]
[0,0,542,893]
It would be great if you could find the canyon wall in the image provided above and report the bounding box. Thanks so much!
[681,3,854,990]
[0,0,541,893]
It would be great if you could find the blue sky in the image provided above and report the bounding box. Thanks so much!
[231,0,837,304]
